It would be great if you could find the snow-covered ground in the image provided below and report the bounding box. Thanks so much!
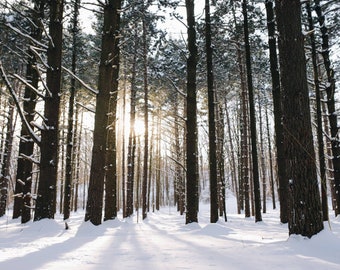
[1,197,340,270]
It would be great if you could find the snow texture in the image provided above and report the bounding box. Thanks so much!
[1,196,340,269]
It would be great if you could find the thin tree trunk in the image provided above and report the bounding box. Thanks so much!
[64,0,80,221]
[306,2,328,221]
[242,0,262,222]
[142,6,149,220]
[258,96,267,214]
[126,27,138,217]
[225,101,240,214]
[314,0,340,216]
[185,0,199,224]
[265,0,287,223]
[265,105,276,209]
[205,0,218,223]
[0,100,14,217]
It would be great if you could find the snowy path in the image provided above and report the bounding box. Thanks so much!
[1,203,340,269]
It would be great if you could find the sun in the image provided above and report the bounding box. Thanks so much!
[133,118,145,136]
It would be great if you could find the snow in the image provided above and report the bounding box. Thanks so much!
[1,198,340,270]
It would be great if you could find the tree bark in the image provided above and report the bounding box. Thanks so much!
[276,0,323,237]
[205,0,218,223]
[265,0,287,223]
[142,5,149,220]
[314,0,340,216]
[242,0,262,222]
[306,2,328,221]
[13,0,45,223]
[63,0,80,221]
[185,0,199,224]
[34,0,64,221]
[85,0,120,225]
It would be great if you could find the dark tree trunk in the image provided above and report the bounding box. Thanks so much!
[217,101,227,221]
[142,7,149,220]
[63,0,80,221]
[205,0,218,223]
[126,26,138,218]
[265,0,287,223]
[174,97,185,214]
[276,0,323,237]
[13,0,45,223]
[225,101,240,214]
[306,2,328,221]
[34,0,64,221]
[265,105,276,210]
[0,101,14,217]
[258,97,266,214]
[314,0,340,216]
[185,0,199,224]
[85,0,120,225]
[242,0,262,222]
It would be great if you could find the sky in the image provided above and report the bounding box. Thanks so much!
[79,0,206,36]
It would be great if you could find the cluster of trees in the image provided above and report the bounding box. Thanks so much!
[0,0,339,238]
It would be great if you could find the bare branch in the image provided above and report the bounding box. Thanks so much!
[13,74,45,99]
[0,61,41,146]
[5,23,48,49]
[62,66,98,95]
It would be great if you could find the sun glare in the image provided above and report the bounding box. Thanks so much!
[133,118,145,136]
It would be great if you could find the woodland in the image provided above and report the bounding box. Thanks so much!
[0,0,339,241]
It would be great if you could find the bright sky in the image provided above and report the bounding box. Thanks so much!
[79,0,206,35]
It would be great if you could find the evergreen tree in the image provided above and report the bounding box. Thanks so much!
[275,0,323,237]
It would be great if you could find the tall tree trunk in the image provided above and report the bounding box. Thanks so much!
[225,101,240,214]
[185,0,199,224]
[34,0,64,221]
[142,6,149,220]
[306,2,328,221]
[104,0,121,222]
[126,26,138,217]
[314,0,340,216]
[205,0,218,223]
[258,96,267,214]
[276,0,323,237]
[13,0,45,223]
[242,0,262,222]
[155,114,161,211]
[64,0,80,221]
[217,101,227,221]
[265,0,287,223]
[0,100,14,217]
[85,0,120,225]
[265,105,276,209]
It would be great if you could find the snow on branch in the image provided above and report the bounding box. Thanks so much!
[0,61,41,146]
[29,46,49,69]
[13,74,45,99]
[5,23,48,50]
[32,65,51,97]
[62,66,98,95]
[76,102,96,113]
[19,153,40,165]
[167,155,187,172]
[165,76,186,98]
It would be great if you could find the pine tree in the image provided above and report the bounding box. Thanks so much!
[275,0,323,237]
[34,0,64,221]
[185,0,199,224]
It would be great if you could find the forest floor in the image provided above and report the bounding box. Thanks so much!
[1,195,340,269]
